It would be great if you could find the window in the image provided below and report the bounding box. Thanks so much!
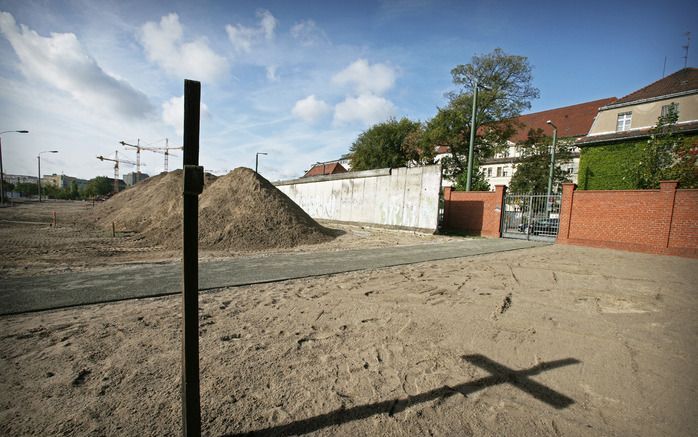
[661,103,679,118]
[487,168,492,177]
[496,167,502,177]
[616,112,632,131]
[502,168,508,177]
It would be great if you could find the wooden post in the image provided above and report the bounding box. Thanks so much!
[112,221,116,237]
[52,211,56,227]
[181,79,203,437]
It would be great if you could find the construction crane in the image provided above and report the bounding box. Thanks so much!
[96,151,139,193]
[121,138,182,173]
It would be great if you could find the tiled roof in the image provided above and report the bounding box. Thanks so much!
[508,97,617,143]
[608,68,698,106]
[303,162,347,177]
[577,120,698,146]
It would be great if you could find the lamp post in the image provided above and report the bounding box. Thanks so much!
[255,152,267,174]
[545,120,558,203]
[38,150,59,202]
[466,80,491,191]
[0,130,29,205]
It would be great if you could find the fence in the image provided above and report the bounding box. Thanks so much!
[275,165,442,232]
[557,181,698,258]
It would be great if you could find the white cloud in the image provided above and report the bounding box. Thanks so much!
[225,9,277,53]
[292,95,331,123]
[290,20,329,46]
[0,11,153,119]
[332,59,396,95]
[140,13,228,83]
[333,94,395,126]
[266,65,279,82]
[162,95,210,136]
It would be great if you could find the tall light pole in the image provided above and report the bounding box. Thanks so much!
[255,152,267,174]
[546,120,558,211]
[0,130,29,205]
[38,150,59,202]
[466,80,491,191]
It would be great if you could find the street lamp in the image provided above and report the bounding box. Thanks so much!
[38,150,59,202]
[255,152,267,174]
[466,80,491,191]
[545,120,558,204]
[0,130,29,205]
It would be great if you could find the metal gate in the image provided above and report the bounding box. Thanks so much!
[501,193,562,242]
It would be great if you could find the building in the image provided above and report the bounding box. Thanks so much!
[4,174,38,184]
[303,162,348,178]
[42,173,88,190]
[577,68,698,189]
[123,172,150,186]
[434,98,616,189]
[480,97,617,188]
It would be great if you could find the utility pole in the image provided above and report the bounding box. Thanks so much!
[546,120,558,215]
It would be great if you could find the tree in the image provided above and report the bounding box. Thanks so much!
[430,48,539,190]
[82,176,113,197]
[69,180,80,200]
[349,118,422,170]
[14,182,38,197]
[629,104,697,189]
[509,128,573,193]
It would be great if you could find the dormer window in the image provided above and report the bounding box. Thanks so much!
[616,112,632,131]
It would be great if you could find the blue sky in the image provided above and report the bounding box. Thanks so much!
[1,0,696,181]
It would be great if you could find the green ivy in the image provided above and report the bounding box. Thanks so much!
[578,142,645,190]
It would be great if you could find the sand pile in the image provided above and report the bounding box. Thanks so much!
[95,167,336,251]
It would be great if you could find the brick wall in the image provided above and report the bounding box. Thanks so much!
[442,185,505,237]
[557,181,698,258]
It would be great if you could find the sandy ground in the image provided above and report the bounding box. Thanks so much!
[0,200,460,278]
[1,243,696,436]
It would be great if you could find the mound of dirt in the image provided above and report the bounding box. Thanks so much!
[94,167,336,251]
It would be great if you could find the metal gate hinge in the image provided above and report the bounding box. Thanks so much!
[183,165,204,195]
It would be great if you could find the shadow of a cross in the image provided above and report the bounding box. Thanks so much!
[460,354,580,409]
[224,354,580,436]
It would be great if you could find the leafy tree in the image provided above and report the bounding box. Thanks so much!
[69,180,80,200]
[14,182,38,196]
[509,128,573,193]
[82,176,113,197]
[429,48,539,190]
[628,105,697,189]
[349,117,422,170]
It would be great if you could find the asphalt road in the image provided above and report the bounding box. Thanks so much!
[0,239,543,315]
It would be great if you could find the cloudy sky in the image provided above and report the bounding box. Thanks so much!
[1,0,696,181]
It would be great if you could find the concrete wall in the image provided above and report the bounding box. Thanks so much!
[275,165,442,232]
[557,181,698,258]
[442,185,506,237]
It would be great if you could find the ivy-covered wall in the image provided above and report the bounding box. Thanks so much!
[578,141,644,190]
[578,134,698,190]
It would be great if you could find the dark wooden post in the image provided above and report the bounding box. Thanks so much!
[182,79,203,437]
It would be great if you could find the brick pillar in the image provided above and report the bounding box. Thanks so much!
[493,185,507,238]
[557,183,577,243]
[659,180,679,249]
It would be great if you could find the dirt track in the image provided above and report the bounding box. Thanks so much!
[0,200,460,278]
[1,242,696,436]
